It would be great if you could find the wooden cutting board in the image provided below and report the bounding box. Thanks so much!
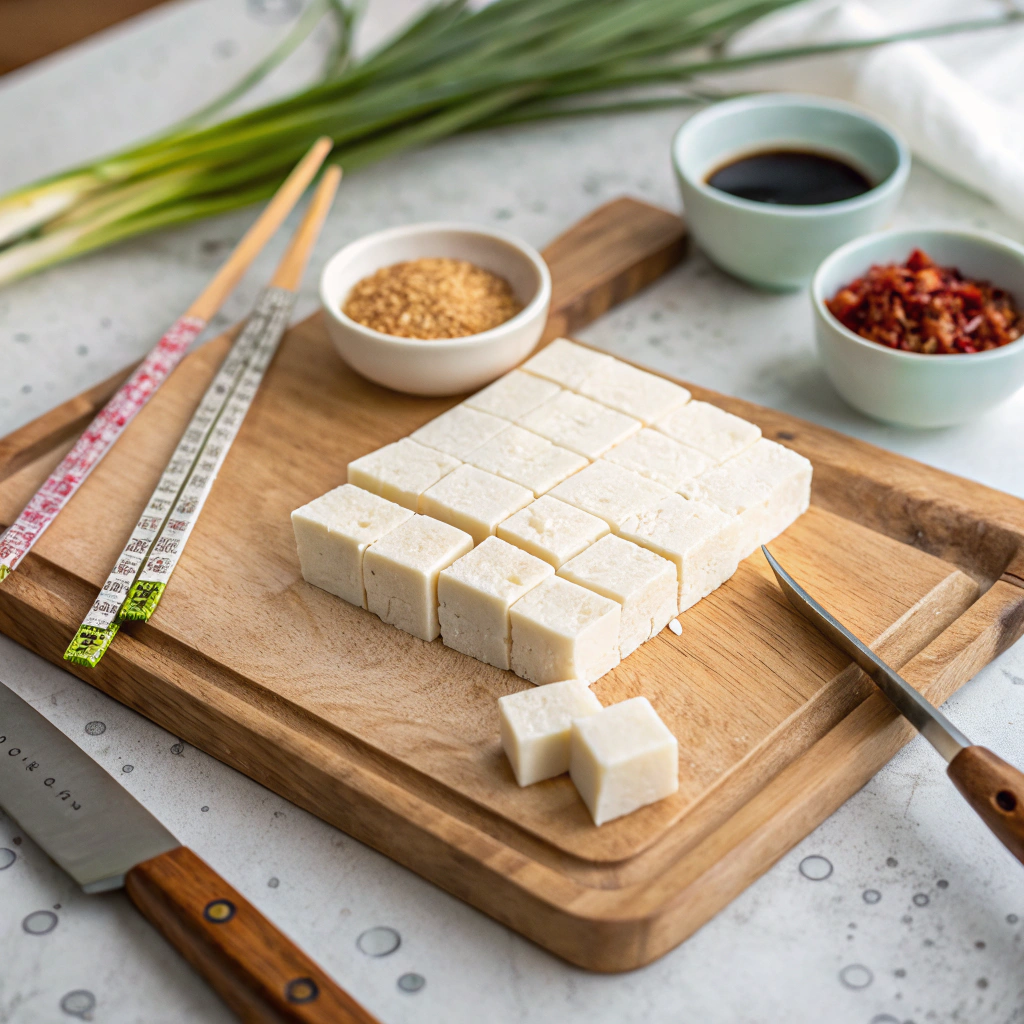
[2,198,1023,972]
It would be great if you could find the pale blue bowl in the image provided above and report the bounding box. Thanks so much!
[672,94,910,291]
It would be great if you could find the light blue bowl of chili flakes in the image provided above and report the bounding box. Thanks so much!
[812,228,1024,427]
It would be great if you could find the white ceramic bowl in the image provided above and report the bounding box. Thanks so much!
[319,222,551,397]
[812,228,1024,427]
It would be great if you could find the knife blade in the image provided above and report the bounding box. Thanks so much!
[762,545,1024,865]
[0,681,380,1024]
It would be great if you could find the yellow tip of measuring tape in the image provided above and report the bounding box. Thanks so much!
[64,624,119,668]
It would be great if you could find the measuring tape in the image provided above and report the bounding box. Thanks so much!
[64,287,295,667]
[0,315,206,583]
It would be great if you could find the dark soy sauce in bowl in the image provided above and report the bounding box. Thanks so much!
[707,149,873,206]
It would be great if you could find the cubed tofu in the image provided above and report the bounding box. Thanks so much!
[348,438,461,511]
[548,460,673,532]
[410,404,508,460]
[464,369,562,421]
[519,391,640,459]
[570,697,679,826]
[437,537,553,670]
[689,463,772,561]
[497,495,609,569]
[558,535,677,656]
[363,515,473,641]
[291,484,413,608]
[602,428,710,492]
[618,493,741,612]
[509,576,621,685]
[579,360,690,424]
[655,400,761,464]
[420,464,534,545]
[467,425,587,497]
[499,679,603,786]
[520,337,615,390]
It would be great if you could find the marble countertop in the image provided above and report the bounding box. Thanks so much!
[1,2,1022,1022]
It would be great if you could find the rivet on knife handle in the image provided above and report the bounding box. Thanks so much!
[946,747,1024,864]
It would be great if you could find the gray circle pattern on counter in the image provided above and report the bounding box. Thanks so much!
[0,848,15,870]
[22,910,59,936]
[397,973,426,994]
[798,854,833,881]
[60,989,96,1019]
[84,721,105,736]
[356,926,401,957]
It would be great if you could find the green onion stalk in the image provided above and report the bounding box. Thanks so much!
[0,0,1016,286]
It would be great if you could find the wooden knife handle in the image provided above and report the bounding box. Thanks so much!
[125,846,381,1024]
[947,746,1024,865]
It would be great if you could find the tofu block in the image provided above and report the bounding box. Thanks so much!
[558,535,678,656]
[363,515,473,641]
[519,391,640,459]
[602,428,710,492]
[521,337,615,390]
[464,369,562,421]
[467,425,587,497]
[570,697,679,826]
[509,576,621,685]
[655,400,761,464]
[437,537,553,670]
[579,360,690,424]
[410,404,508,460]
[497,495,609,569]
[348,438,461,511]
[618,493,742,612]
[689,463,772,561]
[291,484,413,608]
[420,464,534,545]
[498,679,603,786]
[548,460,673,532]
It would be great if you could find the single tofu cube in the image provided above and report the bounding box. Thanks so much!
[420,464,534,545]
[464,369,562,421]
[548,459,673,532]
[618,493,742,612]
[348,438,461,512]
[410,404,508,460]
[521,337,615,390]
[519,391,640,459]
[509,576,621,685]
[558,535,677,656]
[497,495,609,569]
[655,400,761,464]
[602,428,710,492]
[363,515,473,641]
[467,425,587,497]
[291,484,413,608]
[570,696,679,826]
[578,360,690,424]
[438,537,553,670]
[498,679,603,786]
[688,463,772,561]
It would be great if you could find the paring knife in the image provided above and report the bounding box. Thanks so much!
[0,681,381,1024]
[762,546,1024,865]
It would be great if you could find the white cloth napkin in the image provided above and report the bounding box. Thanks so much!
[714,0,1024,220]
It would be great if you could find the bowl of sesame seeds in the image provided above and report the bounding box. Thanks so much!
[319,221,551,396]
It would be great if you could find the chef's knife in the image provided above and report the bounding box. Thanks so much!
[0,681,381,1023]
[762,546,1024,865]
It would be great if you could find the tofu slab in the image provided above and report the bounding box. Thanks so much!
[291,484,413,608]
[464,369,562,421]
[499,679,602,787]
[520,337,615,390]
[420,464,534,545]
[497,495,609,569]
[509,576,621,685]
[548,459,673,532]
[363,515,473,641]
[655,400,761,464]
[558,535,678,656]
[437,537,553,670]
[519,390,640,459]
[579,360,690,424]
[570,697,679,826]
[618,493,742,612]
[348,438,461,511]
[410,404,508,460]
[602,428,709,492]
[467,425,587,497]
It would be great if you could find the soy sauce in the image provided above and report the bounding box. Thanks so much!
[706,149,873,206]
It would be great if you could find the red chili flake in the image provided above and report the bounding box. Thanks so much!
[826,249,1022,354]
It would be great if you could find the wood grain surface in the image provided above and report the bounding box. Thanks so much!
[1,198,1022,971]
